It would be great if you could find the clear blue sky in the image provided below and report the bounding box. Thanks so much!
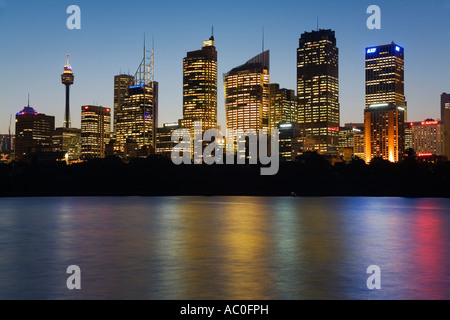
[1,0,450,133]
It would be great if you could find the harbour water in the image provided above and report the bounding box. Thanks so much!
[0,196,449,300]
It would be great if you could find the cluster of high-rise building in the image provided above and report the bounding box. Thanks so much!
[3,29,450,164]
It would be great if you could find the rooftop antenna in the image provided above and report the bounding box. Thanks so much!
[8,114,12,148]
[262,26,265,53]
[152,34,155,80]
[27,93,30,107]
[211,25,214,39]
[317,16,319,31]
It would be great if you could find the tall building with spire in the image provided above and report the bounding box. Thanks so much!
[182,34,218,132]
[224,50,270,141]
[297,29,339,155]
[61,54,74,128]
[15,101,55,160]
[115,40,158,157]
[55,54,81,161]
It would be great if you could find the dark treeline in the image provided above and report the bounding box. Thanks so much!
[1,152,450,197]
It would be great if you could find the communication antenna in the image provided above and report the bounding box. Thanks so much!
[262,26,265,53]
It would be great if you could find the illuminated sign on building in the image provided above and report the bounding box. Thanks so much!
[420,121,439,126]
[367,48,377,54]
[418,153,434,157]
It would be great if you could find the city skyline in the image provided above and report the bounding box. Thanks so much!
[1,0,450,134]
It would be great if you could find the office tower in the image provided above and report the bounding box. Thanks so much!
[365,43,406,118]
[115,43,158,156]
[53,127,81,161]
[0,134,12,154]
[224,50,270,141]
[156,122,181,158]
[297,29,339,155]
[81,106,111,159]
[182,36,217,132]
[339,125,365,160]
[61,54,74,128]
[353,130,366,160]
[364,103,405,163]
[442,93,450,159]
[405,122,413,150]
[409,120,443,155]
[115,82,158,154]
[278,122,302,161]
[114,74,135,132]
[269,84,297,130]
[15,105,55,160]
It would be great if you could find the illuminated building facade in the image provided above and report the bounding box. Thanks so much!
[53,127,81,161]
[156,122,181,158]
[297,29,339,155]
[353,131,365,160]
[0,134,12,153]
[224,50,270,141]
[115,82,159,155]
[409,120,442,155]
[278,122,302,161]
[15,106,55,160]
[114,74,135,132]
[269,84,297,130]
[338,124,365,159]
[365,43,406,119]
[442,93,450,159]
[364,103,405,163]
[405,123,413,150]
[81,105,111,159]
[182,36,217,132]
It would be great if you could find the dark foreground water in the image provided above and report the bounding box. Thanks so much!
[0,196,449,300]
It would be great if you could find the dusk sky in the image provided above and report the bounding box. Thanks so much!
[1,0,449,133]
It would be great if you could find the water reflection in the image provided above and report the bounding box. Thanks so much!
[0,196,449,299]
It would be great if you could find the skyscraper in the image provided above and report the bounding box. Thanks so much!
[182,35,217,132]
[81,105,111,159]
[61,54,74,129]
[114,74,135,132]
[365,43,406,116]
[156,122,181,158]
[364,103,405,163]
[15,105,55,160]
[365,43,406,163]
[409,120,443,156]
[115,42,158,156]
[297,29,339,154]
[224,50,270,141]
[269,84,297,130]
[442,93,450,159]
[115,82,158,155]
